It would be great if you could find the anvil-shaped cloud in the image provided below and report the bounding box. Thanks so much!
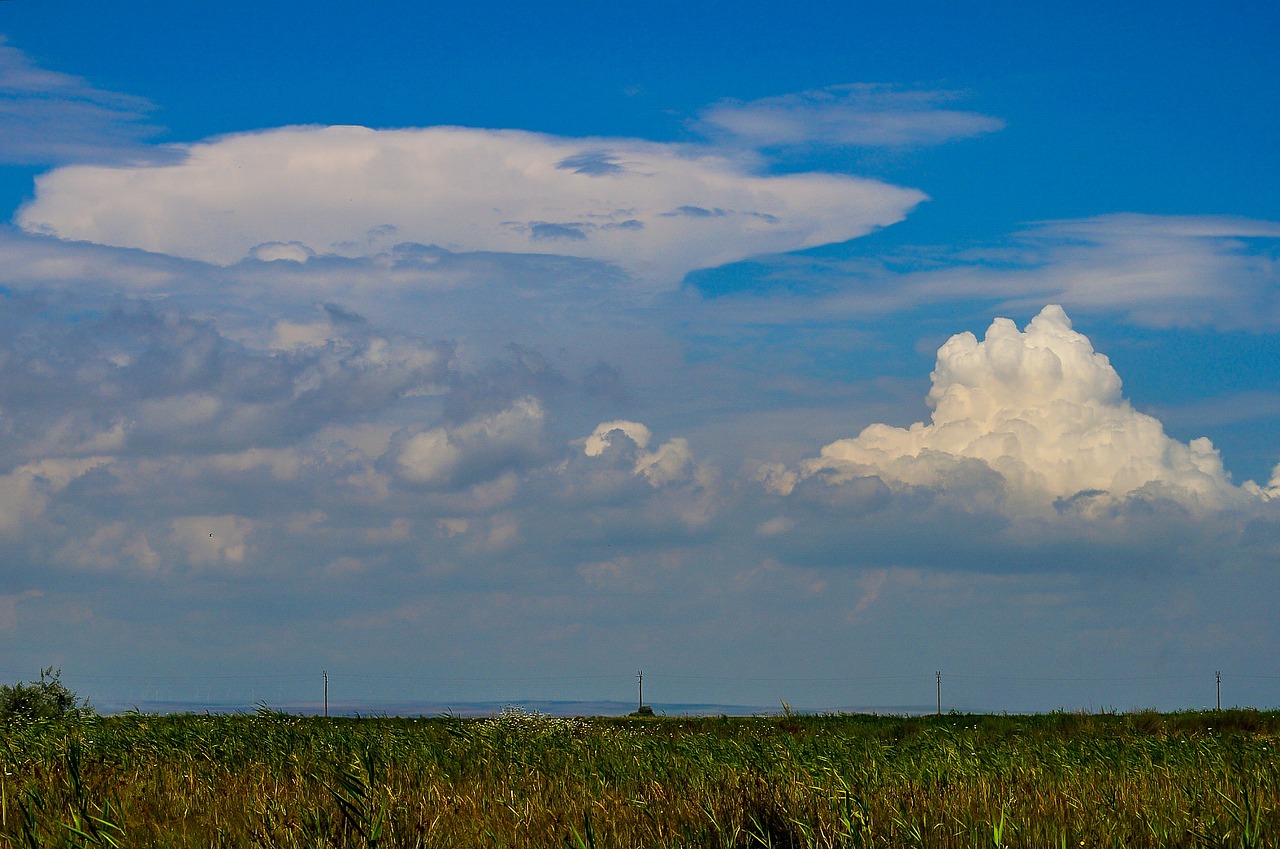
[793,305,1280,509]
[16,125,926,285]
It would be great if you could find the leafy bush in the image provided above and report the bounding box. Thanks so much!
[0,666,94,725]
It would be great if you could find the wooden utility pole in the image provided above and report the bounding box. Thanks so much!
[1216,670,1221,711]
[323,670,329,718]
[637,671,643,711]
[936,671,941,716]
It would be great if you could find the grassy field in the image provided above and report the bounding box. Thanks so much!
[1,707,1277,848]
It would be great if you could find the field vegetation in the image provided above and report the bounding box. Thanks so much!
[1,698,1278,848]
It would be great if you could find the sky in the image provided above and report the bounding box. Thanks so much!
[0,0,1278,714]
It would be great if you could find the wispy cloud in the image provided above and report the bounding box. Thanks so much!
[994,215,1280,327]
[698,84,1004,149]
[0,37,170,165]
[685,214,1280,331]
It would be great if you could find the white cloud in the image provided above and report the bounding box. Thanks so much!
[698,84,1004,148]
[396,428,463,487]
[583,420,651,456]
[170,515,253,566]
[1244,466,1280,502]
[16,124,926,285]
[798,305,1278,509]
[634,437,694,486]
[395,396,546,488]
[56,522,161,573]
[581,420,695,487]
[0,457,111,534]
[569,421,718,528]
[250,241,315,263]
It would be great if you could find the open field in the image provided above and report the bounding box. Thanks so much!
[1,708,1277,848]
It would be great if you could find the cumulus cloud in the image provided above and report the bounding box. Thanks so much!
[698,84,1004,148]
[55,522,161,573]
[583,420,651,457]
[0,457,110,534]
[16,124,926,284]
[395,396,547,489]
[634,438,695,487]
[0,37,168,165]
[170,515,253,567]
[554,420,719,532]
[582,420,695,487]
[796,305,1279,509]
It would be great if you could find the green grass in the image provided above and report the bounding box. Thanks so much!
[2,707,1278,847]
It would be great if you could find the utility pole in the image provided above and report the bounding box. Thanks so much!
[637,671,643,711]
[1216,670,1221,711]
[323,670,329,718]
[936,671,941,716]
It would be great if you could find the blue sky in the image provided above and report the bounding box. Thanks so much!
[0,0,1278,713]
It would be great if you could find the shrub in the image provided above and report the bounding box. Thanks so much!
[0,666,94,725]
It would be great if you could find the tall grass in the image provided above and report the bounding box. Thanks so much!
[1,707,1277,847]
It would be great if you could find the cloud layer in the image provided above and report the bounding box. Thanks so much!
[16,125,926,285]
[797,305,1278,509]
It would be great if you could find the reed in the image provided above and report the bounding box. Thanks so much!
[1,706,1277,848]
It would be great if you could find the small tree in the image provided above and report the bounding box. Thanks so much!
[0,666,94,725]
